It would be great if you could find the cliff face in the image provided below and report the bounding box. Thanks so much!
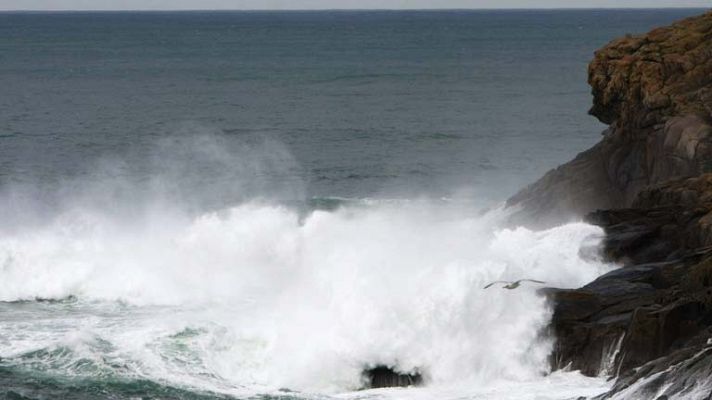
[508,11,712,228]
[507,11,712,398]
[549,175,712,398]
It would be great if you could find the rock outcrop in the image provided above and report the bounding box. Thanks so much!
[508,11,712,228]
[507,11,712,399]
[549,176,712,398]
[362,366,423,389]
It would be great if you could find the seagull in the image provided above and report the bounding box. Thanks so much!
[483,279,546,289]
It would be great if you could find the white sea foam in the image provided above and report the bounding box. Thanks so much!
[0,198,613,398]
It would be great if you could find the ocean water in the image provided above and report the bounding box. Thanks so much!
[0,9,706,400]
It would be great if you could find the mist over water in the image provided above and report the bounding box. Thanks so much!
[0,8,706,400]
[0,126,305,232]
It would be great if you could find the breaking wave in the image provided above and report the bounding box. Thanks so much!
[0,131,613,398]
[0,199,612,397]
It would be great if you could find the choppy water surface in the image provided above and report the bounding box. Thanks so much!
[0,8,706,400]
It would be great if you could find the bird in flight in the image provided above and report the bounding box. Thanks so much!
[483,279,546,289]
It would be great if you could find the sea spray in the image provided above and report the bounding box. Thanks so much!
[0,199,613,397]
[0,127,305,234]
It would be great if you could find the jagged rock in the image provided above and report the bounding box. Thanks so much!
[588,16,712,128]
[595,345,712,399]
[587,174,712,265]
[550,181,712,397]
[546,265,661,376]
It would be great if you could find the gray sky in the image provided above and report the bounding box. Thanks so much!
[0,0,710,10]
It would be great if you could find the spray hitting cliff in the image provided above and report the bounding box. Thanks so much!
[508,11,712,399]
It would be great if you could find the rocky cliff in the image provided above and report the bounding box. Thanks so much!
[508,11,712,399]
[508,11,712,228]
[548,175,712,398]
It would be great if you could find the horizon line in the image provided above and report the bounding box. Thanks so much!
[0,6,709,12]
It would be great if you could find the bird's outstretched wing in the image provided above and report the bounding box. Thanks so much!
[519,279,546,285]
[483,281,509,289]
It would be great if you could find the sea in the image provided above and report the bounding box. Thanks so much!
[0,8,706,400]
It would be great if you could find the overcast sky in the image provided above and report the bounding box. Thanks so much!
[1,0,710,10]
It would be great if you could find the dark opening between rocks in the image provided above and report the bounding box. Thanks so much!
[363,366,423,388]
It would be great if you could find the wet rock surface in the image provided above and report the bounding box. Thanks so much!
[550,176,712,398]
[362,366,423,389]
